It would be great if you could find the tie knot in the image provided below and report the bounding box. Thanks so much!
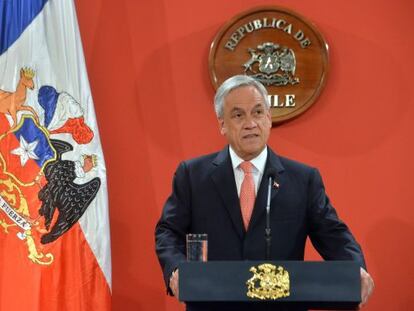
[240,161,253,174]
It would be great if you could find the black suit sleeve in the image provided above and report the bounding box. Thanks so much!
[307,168,366,269]
[155,162,191,293]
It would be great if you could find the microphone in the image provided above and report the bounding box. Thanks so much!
[265,168,277,260]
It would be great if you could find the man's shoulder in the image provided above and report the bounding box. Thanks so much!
[175,150,224,179]
[271,152,320,184]
[183,150,222,167]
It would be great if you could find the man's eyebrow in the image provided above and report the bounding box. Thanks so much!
[251,104,265,110]
[230,107,244,113]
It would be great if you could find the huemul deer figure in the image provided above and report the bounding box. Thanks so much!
[0,68,40,131]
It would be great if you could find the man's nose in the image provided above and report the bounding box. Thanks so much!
[243,116,258,128]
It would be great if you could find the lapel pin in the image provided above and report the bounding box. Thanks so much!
[273,181,280,189]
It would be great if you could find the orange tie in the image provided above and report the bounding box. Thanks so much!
[239,161,255,230]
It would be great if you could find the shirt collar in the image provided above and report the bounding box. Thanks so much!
[229,145,268,174]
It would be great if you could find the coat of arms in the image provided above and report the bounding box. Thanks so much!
[0,67,101,265]
[209,6,329,123]
[246,263,290,300]
[243,42,299,86]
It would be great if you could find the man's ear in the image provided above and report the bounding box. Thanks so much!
[218,118,226,136]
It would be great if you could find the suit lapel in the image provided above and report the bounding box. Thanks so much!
[210,147,245,240]
[248,147,285,232]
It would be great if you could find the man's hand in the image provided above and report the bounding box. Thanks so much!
[169,269,179,298]
[359,267,374,308]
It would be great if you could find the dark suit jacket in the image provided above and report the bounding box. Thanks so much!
[155,146,366,311]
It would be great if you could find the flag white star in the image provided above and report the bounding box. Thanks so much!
[11,136,39,167]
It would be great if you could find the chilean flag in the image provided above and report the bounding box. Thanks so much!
[0,1,111,310]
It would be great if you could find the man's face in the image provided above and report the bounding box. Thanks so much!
[218,85,272,161]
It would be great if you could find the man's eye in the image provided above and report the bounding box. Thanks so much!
[232,113,242,118]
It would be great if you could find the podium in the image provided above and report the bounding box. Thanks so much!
[179,261,360,310]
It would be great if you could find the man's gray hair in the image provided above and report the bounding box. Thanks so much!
[214,75,270,118]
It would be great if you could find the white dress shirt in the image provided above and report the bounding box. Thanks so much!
[229,146,268,197]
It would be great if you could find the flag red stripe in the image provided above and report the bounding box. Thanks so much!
[0,223,111,311]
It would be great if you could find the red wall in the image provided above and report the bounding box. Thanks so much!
[75,1,414,310]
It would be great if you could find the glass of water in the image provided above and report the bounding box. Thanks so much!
[186,233,208,261]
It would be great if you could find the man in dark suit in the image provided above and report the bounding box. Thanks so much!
[155,75,374,311]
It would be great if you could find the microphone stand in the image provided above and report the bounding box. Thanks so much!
[265,175,272,260]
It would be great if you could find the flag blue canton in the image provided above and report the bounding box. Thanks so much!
[0,0,48,55]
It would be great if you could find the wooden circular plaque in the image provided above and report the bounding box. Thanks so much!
[209,6,329,124]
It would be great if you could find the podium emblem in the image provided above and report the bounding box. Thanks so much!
[246,263,290,300]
